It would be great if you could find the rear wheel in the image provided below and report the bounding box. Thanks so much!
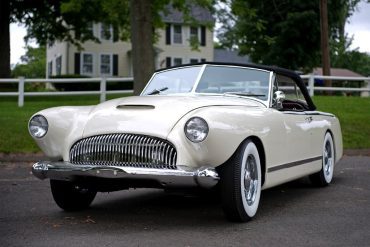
[219,140,262,222]
[50,180,97,211]
[310,132,335,186]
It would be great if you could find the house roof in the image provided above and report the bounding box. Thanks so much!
[214,49,251,64]
[313,68,365,77]
[161,4,214,24]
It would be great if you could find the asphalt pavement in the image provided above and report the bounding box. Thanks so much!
[0,155,369,247]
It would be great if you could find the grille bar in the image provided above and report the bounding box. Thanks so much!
[69,134,177,169]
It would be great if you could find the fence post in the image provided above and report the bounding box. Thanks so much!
[308,74,315,97]
[18,77,25,107]
[361,78,370,97]
[100,77,107,103]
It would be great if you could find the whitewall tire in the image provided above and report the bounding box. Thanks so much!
[310,132,335,186]
[219,140,262,222]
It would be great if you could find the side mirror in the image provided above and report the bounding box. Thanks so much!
[273,90,285,109]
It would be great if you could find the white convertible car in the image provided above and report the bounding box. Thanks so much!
[29,63,342,222]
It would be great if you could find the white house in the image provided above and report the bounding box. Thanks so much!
[46,5,214,78]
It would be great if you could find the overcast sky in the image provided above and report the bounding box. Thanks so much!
[346,1,370,52]
[10,2,370,65]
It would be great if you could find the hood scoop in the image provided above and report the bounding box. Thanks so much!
[116,104,155,110]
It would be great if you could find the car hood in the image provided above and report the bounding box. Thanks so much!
[82,95,263,139]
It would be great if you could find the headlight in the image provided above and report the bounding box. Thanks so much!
[184,117,209,143]
[29,115,48,138]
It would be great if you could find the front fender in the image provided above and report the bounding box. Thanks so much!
[29,106,94,159]
[167,106,277,168]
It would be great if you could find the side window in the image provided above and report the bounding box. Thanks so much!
[272,74,307,111]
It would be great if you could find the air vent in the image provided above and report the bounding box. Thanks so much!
[116,104,155,110]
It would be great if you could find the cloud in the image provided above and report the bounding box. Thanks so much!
[346,1,370,52]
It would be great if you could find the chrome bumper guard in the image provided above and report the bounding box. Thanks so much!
[32,161,219,189]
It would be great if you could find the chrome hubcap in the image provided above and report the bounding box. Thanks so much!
[324,141,333,177]
[244,155,258,206]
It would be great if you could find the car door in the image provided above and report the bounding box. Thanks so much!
[269,74,320,178]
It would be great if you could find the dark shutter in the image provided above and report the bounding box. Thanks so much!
[113,26,119,42]
[200,26,206,46]
[74,53,80,74]
[113,54,118,76]
[166,24,171,45]
[201,58,206,62]
[166,57,171,67]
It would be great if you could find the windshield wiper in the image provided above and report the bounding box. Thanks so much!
[223,92,266,97]
[147,87,168,95]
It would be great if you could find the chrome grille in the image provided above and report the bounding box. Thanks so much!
[69,134,177,169]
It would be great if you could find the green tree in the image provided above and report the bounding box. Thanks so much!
[217,0,360,71]
[12,46,46,78]
[1,0,64,78]
[331,36,370,76]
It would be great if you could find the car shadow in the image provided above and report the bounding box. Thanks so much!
[47,176,339,230]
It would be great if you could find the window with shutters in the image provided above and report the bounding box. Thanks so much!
[100,54,112,76]
[173,25,182,44]
[189,26,206,47]
[189,58,199,64]
[81,53,94,75]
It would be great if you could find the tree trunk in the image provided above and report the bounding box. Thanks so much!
[0,0,11,78]
[319,0,331,89]
[130,0,155,95]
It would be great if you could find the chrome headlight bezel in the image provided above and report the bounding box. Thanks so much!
[184,117,209,143]
[28,114,48,138]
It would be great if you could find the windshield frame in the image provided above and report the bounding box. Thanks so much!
[141,64,273,107]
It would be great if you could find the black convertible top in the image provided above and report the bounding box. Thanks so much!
[155,62,316,110]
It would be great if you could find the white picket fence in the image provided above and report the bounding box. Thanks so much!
[301,74,370,97]
[0,77,134,107]
[0,75,369,107]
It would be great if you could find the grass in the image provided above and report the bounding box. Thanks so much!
[0,95,369,153]
[312,96,370,149]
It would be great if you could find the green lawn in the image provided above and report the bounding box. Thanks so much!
[312,96,370,149]
[0,95,369,153]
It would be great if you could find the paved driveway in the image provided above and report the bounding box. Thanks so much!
[0,155,369,247]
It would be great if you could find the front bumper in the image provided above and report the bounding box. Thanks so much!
[32,161,219,189]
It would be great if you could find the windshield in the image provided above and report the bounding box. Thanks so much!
[142,66,202,95]
[196,66,270,100]
[141,65,271,101]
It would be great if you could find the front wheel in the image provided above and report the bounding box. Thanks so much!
[219,140,262,222]
[50,180,97,211]
[309,132,335,186]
